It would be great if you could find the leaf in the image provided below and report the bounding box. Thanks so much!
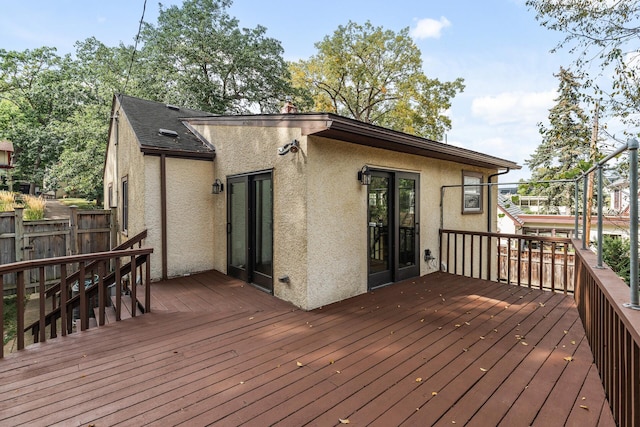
[339,418,350,424]
[480,368,487,372]
[432,391,438,396]
[564,356,574,362]
[580,405,589,410]
[415,377,422,382]
[521,341,529,346]
[296,361,304,367]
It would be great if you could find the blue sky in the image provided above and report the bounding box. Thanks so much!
[0,0,580,182]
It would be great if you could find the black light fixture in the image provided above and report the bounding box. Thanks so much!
[211,178,224,194]
[358,165,372,185]
[278,139,300,155]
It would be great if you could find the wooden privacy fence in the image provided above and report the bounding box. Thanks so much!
[439,229,575,294]
[0,207,115,294]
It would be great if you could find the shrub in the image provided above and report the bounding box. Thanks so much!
[22,195,46,220]
[0,191,16,212]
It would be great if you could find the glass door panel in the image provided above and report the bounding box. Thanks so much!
[252,176,273,290]
[368,173,392,287]
[228,179,248,281]
[397,174,419,280]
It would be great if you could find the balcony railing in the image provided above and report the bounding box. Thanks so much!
[573,242,640,427]
[439,228,639,427]
[439,229,574,293]
[1,239,153,359]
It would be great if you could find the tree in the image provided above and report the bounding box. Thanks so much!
[289,21,464,140]
[138,0,295,114]
[523,68,594,212]
[526,0,640,126]
[0,47,90,194]
[601,235,631,285]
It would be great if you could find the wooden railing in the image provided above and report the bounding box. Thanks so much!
[573,241,640,427]
[0,242,153,359]
[439,229,574,294]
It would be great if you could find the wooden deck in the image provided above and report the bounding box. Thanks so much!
[0,271,615,426]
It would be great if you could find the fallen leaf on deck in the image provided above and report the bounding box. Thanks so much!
[249,317,254,320]
[521,341,529,346]
[415,377,422,382]
[571,340,576,345]
[296,361,304,367]
[339,418,350,424]
[480,368,487,372]
[564,356,573,362]
[479,336,485,340]
[455,324,461,328]
[432,391,438,396]
[539,302,545,307]
[580,405,589,410]
[465,322,471,326]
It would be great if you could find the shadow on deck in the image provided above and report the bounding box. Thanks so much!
[0,270,614,426]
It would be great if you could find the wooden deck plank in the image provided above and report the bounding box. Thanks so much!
[0,271,615,427]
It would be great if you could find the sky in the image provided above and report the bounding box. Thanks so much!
[0,0,585,182]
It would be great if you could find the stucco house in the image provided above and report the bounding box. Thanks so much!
[0,140,14,190]
[103,94,520,310]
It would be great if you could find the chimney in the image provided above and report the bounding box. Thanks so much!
[280,98,298,114]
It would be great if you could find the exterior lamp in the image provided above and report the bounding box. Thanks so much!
[358,165,372,185]
[211,179,224,194]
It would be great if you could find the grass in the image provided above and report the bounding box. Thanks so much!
[0,190,16,212]
[3,295,19,346]
[22,194,46,220]
[59,198,98,210]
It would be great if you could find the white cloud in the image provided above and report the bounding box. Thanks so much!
[471,90,556,126]
[410,17,451,40]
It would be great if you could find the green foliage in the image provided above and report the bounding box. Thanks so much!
[137,0,295,113]
[600,235,631,285]
[523,68,594,212]
[526,0,640,128]
[3,295,19,345]
[59,198,98,210]
[289,21,464,140]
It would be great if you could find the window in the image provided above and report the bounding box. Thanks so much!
[462,171,483,214]
[121,176,128,234]
[108,183,113,208]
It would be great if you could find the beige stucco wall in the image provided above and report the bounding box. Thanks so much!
[103,104,215,280]
[191,123,310,307]
[164,157,215,276]
[305,136,497,309]
[193,121,499,310]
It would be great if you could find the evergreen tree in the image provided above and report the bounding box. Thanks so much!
[524,68,593,212]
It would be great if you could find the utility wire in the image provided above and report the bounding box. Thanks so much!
[121,0,147,95]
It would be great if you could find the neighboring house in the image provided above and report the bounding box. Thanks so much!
[0,140,14,191]
[497,195,630,241]
[103,94,520,310]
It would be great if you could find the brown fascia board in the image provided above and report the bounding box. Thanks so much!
[140,145,215,161]
[186,113,520,171]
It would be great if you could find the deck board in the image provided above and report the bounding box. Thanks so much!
[0,270,615,426]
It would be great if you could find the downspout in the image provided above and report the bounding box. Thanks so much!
[160,154,168,280]
[487,168,510,233]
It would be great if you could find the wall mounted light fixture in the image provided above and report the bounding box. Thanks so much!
[358,165,372,185]
[211,179,224,194]
[278,139,300,156]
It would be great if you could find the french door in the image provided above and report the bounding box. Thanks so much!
[227,172,273,292]
[368,171,419,289]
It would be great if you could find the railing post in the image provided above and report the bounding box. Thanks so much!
[574,179,580,238]
[596,165,604,268]
[0,275,4,358]
[14,207,24,263]
[582,174,588,250]
[624,138,640,310]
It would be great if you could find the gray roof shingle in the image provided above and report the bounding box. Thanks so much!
[117,94,215,157]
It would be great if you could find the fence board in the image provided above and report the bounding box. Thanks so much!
[1,209,113,295]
